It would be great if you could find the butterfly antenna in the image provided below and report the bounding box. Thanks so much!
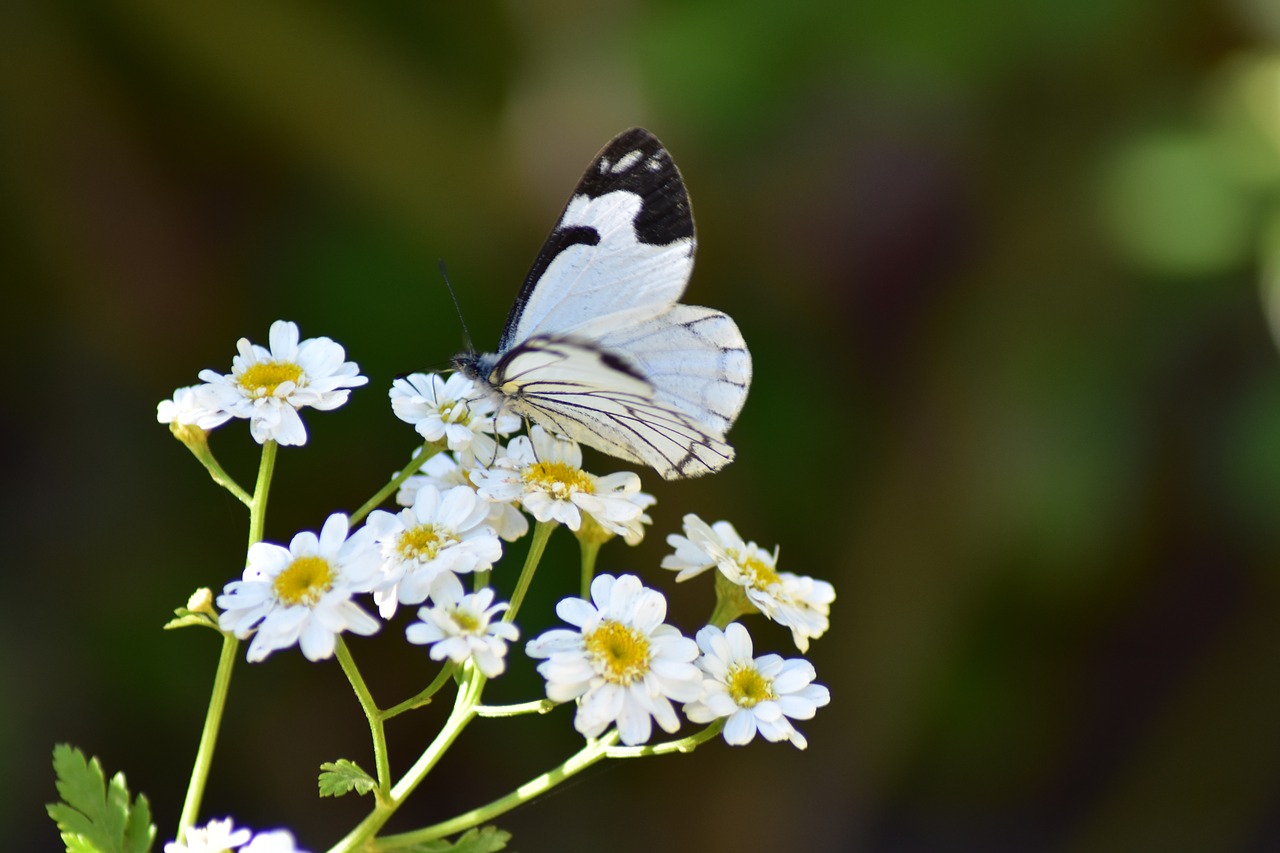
[438,258,475,356]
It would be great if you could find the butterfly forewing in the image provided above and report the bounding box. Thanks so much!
[457,127,751,480]
[500,129,695,349]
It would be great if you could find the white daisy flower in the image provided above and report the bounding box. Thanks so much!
[577,487,657,547]
[390,371,520,459]
[525,573,703,745]
[197,320,367,446]
[397,448,529,542]
[683,623,830,750]
[156,384,232,430]
[405,573,519,678]
[471,426,645,537]
[662,515,835,652]
[363,483,503,619]
[218,513,381,662]
[164,817,250,853]
[241,830,310,853]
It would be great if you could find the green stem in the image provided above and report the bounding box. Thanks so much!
[349,442,438,526]
[373,731,620,850]
[247,440,278,546]
[474,699,555,718]
[503,520,555,624]
[186,440,252,506]
[381,662,457,720]
[578,538,601,599]
[708,568,755,629]
[326,698,479,853]
[335,638,391,795]
[176,633,238,838]
[176,440,276,840]
[604,720,724,757]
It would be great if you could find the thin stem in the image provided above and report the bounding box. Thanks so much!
[326,699,479,853]
[176,440,276,840]
[381,662,457,720]
[503,520,554,624]
[349,442,438,527]
[474,699,556,718]
[604,721,724,758]
[578,538,602,599]
[335,638,391,794]
[247,440,278,547]
[187,440,252,506]
[176,633,238,837]
[373,732,620,850]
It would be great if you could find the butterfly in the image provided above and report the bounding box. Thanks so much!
[454,128,751,480]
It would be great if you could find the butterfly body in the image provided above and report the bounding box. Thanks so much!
[454,128,751,480]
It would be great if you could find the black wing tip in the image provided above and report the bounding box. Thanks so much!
[578,128,693,247]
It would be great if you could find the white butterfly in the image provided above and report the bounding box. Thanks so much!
[454,128,751,480]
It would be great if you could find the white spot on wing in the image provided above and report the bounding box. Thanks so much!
[610,150,643,173]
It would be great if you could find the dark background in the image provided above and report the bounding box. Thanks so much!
[8,1,1280,851]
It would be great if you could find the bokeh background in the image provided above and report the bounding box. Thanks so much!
[8,1,1280,851]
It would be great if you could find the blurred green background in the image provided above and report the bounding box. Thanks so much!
[8,0,1280,851]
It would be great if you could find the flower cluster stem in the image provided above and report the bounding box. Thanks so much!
[373,731,621,850]
[578,539,601,599]
[502,520,554,624]
[176,440,277,840]
[327,691,480,853]
[348,442,437,526]
[336,638,392,794]
[176,632,239,839]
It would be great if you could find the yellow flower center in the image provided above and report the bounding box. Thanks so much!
[584,620,651,684]
[523,460,594,499]
[397,524,456,562]
[272,555,334,606]
[438,400,468,424]
[727,664,774,708]
[729,549,781,590]
[453,610,482,633]
[239,361,303,396]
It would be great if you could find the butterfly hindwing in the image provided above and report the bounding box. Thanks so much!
[493,336,735,479]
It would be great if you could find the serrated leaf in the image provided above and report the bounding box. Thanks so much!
[318,759,377,798]
[383,826,511,853]
[47,744,155,853]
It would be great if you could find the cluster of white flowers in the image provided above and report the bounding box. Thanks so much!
[161,341,834,750]
[158,320,367,446]
[526,574,830,748]
[663,515,835,652]
[165,818,308,853]
[471,425,655,544]
[389,372,520,462]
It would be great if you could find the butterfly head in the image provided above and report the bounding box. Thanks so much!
[452,351,496,386]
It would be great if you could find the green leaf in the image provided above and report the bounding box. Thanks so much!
[383,827,511,853]
[47,744,155,853]
[317,759,377,798]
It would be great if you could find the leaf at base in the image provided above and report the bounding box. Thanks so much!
[47,744,156,853]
